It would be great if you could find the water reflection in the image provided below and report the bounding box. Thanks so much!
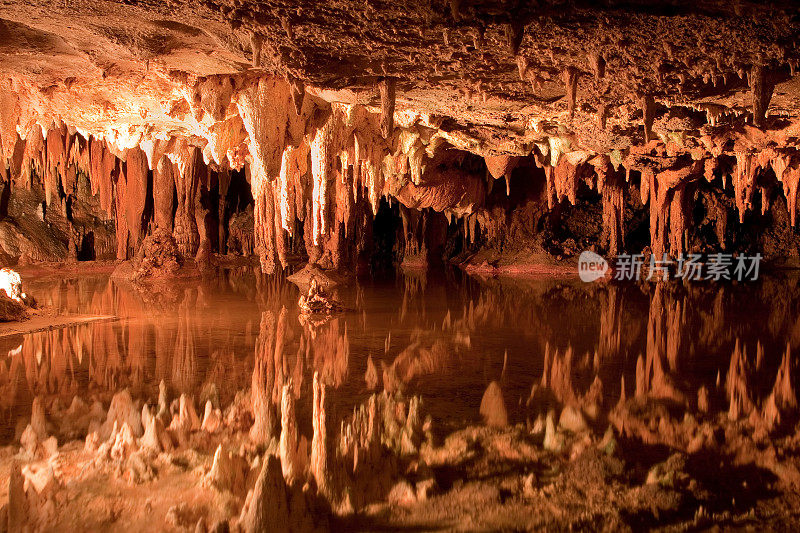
[2,269,800,445]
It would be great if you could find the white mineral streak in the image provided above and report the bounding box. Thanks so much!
[0,268,25,302]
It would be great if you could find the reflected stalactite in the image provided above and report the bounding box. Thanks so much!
[310,371,329,499]
[305,317,349,389]
[2,270,800,500]
[172,293,199,394]
[250,310,278,443]
[763,343,798,430]
[598,285,623,361]
[636,284,685,404]
[726,339,755,421]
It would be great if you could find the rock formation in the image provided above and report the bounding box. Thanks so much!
[0,3,798,270]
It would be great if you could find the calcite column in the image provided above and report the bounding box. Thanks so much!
[119,146,149,259]
[217,168,231,253]
[153,155,176,232]
[173,146,204,256]
[236,77,292,273]
[194,169,211,262]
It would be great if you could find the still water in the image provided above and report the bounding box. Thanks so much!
[1,268,798,443]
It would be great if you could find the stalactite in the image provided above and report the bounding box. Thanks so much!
[596,158,625,255]
[750,64,773,128]
[277,144,308,235]
[588,52,606,80]
[484,155,520,181]
[642,95,656,143]
[552,158,581,205]
[733,150,758,222]
[250,32,263,68]
[310,116,334,246]
[649,170,669,259]
[378,78,396,140]
[774,156,800,226]
[89,136,116,216]
[271,178,288,268]
[516,55,528,80]
[668,185,691,256]
[288,75,305,116]
[206,115,248,168]
[505,22,524,55]
[44,123,66,207]
[20,124,45,189]
[562,67,579,118]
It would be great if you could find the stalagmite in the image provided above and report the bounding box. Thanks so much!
[479,381,508,427]
[207,444,247,493]
[201,400,222,433]
[239,455,290,533]
[141,405,169,452]
[102,389,143,439]
[170,394,201,433]
[365,355,379,390]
